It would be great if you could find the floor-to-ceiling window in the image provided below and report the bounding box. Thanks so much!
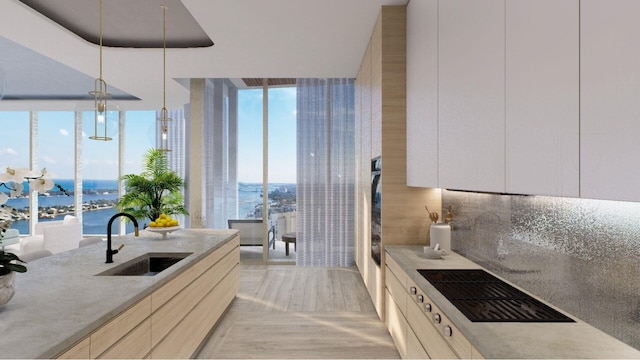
[81,111,120,235]
[0,109,169,237]
[0,111,30,234]
[237,88,263,221]
[37,111,75,223]
[234,82,297,264]
[267,86,297,263]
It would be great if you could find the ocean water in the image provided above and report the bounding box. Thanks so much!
[5,181,293,235]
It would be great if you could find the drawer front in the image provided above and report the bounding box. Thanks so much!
[57,337,90,359]
[91,296,151,358]
[151,264,239,359]
[386,254,407,286]
[424,294,472,358]
[385,265,407,316]
[385,289,408,359]
[408,278,472,359]
[151,244,239,347]
[407,296,458,359]
[97,318,151,359]
[152,236,239,312]
[406,323,430,360]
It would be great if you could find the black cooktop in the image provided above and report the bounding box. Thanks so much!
[417,269,575,323]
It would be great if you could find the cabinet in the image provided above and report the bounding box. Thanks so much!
[580,0,640,202]
[91,297,152,358]
[407,0,582,198]
[385,251,483,359]
[56,338,90,359]
[505,0,579,197]
[406,0,438,188]
[438,0,505,193]
[355,5,437,321]
[56,237,239,359]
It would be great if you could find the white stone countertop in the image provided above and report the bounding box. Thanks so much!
[385,245,640,359]
[0,228,238,359]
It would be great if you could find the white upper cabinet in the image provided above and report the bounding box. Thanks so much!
[406,0,438,188]
[438,0,505,193]
[581,0,640,202]
[505,0,580,197]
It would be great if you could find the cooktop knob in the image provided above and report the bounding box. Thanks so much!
[433,313,442,324]
[443,325,453,337]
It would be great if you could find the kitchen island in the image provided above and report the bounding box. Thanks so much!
[385,245,640,359]
[0,228,239,359]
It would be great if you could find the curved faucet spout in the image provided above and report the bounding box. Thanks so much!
[106,212,139,263]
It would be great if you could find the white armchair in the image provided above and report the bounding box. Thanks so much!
[20,215,83,255]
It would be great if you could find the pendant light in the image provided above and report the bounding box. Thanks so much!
[89,0,112,141]
[158,5,171,152]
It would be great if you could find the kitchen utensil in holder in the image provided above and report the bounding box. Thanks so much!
[430,223,451,251]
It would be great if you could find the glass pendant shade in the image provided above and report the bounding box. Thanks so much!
[89,77,111,141]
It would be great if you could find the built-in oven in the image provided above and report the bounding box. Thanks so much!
[371,157,381,266]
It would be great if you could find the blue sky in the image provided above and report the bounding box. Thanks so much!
[0,110,155,179]
[238,86,297,183]
[0,86,296,183]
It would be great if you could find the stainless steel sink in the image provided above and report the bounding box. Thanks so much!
[96,252,192,276]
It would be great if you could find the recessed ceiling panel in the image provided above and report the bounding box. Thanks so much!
[0,36,137,101]
[19,0,213,48]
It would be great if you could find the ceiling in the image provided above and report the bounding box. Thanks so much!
[18,0,213,48]
[0,0,408,111]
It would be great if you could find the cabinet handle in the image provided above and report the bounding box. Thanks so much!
[424,303,432,312]
[416,294,424,303]
[410,286,417,295]
[443,325,453,337]
[432,313,442,324]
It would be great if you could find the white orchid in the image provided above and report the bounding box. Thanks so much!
[0,167,28,183]
[0,166,56,204]
[8,182,23,198]
[29,178,54,194]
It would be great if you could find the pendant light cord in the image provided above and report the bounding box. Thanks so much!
[99,0,103,79]
[162,5,167,110]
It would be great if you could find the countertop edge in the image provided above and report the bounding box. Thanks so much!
[0,228,238,359]
[384,245,640,359]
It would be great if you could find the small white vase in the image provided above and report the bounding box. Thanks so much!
[0,271,16,308]
[430,223,451,251]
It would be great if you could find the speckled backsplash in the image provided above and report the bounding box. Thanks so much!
[442,190,640,350]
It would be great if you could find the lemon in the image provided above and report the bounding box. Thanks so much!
[159,213,167,220]
[149,221,157,227]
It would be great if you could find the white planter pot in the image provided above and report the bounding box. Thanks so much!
[0,271,16,308]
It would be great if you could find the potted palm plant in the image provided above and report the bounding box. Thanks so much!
[116,148,188,225]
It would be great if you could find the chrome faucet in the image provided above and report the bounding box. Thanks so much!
[106,212,139,263]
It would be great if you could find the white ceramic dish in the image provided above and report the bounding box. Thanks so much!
[146,226,181,239]
[423,246,447,259]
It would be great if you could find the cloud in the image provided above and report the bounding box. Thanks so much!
[59,128,69,136]
[0,148,18,156]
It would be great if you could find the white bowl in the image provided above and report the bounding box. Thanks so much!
[423,247,447,259]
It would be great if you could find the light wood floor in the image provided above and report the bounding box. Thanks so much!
[196,265,400,359]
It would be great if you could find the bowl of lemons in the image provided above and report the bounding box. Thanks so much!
[146,214,181,239]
